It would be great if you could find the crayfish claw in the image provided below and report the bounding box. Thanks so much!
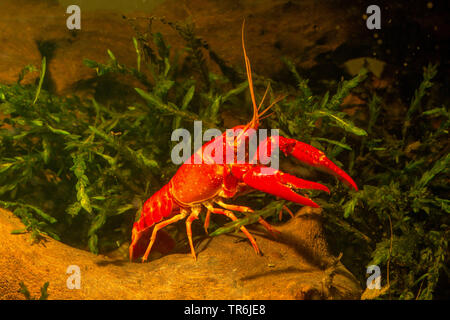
[237,165,321,208]
[278,137,358,191]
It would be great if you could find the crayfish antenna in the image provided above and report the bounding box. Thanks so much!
[241,20,285,133]
[242,19,259,131]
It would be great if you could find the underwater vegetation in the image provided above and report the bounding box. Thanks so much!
[0,17,448,300]
[18,281,49,300]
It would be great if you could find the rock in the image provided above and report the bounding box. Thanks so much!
[0,0,357,96]
[149,0,356,76]
[0,0,44,85]
[0,0,140,96]
[343,57,386,78]
[0,207,361,300]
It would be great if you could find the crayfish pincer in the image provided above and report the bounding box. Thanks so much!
[129,22,358,263]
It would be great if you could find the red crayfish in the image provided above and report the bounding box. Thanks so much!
[129,23,358,262]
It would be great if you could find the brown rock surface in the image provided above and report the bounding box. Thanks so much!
[0,207,361,300]
[0,0,358,95]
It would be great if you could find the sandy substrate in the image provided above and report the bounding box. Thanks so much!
[0,207,361,300]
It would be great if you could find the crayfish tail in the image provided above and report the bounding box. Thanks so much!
[129,183,177,261]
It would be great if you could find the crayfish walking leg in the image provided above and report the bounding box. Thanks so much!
[205,204,260,255]
[141,211,188,262]
[186,206,201,261]
[215,200,280,237]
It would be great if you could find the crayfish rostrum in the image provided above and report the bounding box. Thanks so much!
[129,23,358,262]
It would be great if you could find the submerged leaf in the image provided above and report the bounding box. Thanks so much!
[39,282,49,300]
[311,110,367,136]
[32,57,46,105]
[415,153,449,191]
[314,137,352,151]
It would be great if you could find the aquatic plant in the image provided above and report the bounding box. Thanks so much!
[18,281,49,300]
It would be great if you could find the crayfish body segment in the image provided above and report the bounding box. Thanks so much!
[129,22,358,262]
